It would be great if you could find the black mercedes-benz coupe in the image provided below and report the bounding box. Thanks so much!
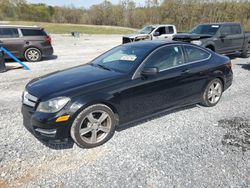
[22,41,233,148]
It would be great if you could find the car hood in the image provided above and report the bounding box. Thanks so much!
[26,64,124,99]
[173,33,213,42]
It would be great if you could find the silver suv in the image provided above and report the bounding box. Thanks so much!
[0,25,53,62]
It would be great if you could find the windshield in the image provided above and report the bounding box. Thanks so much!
[91,45,152,73]
[190,24,220,35]
[139,26,155,34]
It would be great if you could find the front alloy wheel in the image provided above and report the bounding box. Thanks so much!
[71,104,116,148]
[201,78,223,107]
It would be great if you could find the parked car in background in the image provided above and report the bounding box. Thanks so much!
[0,25,53,62]
[122,24,177,44]
[173,22,250,58]
[22,41,233,148]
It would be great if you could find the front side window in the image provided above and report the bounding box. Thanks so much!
[0,28,19,38]
[184,45,210,62]
[155,27,166,35]
[144,45,184,71]
[220,25,232,36]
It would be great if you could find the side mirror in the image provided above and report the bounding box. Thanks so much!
[141,67,158,77]
[153,32,160,37]
[220,32,228,38]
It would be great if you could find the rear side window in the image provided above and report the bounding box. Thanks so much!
[231,25,242,34]
[184,45,210,62]
[21,29,47,36]
[0,28,19,38]
[145,45,184,71]
[166,26,174,34]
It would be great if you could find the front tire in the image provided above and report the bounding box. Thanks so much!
[70,104,116,149]
[200,78,223,107]
[24,48,42,62]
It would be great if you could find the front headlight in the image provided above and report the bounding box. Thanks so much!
[37,97,70,113]
[191,40,202,45]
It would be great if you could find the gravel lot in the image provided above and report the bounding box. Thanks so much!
[0,35,249,188]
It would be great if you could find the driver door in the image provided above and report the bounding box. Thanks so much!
[118,45,192,123]
[215,25,233,53]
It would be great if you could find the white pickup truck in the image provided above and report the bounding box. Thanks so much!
[122,25,177,44]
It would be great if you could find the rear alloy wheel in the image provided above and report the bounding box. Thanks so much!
[200,79,223,107]
[24,48,42,62]
[70,104,116,148]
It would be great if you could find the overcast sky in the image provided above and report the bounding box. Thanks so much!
[27,0,144,8]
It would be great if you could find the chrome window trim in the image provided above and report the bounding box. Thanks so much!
[132,44,211,80]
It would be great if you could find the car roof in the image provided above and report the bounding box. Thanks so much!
[198,22,240,26]
[123,40,187,49]
[147,24,175,27]
[0,25,42,29]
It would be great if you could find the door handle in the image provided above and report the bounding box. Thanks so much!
[181,69,190,75]
[164,36,168,38]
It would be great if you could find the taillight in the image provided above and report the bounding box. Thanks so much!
[44,36,51,44]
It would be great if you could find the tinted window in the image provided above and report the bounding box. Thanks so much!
[185,46,210,62]
[231,25,241,34]
[155,27,166,35]
[145,46,184,71]
[21,29,47,36]
[0,28,19,38]
[167,26,174,34]
[220,25,232,35]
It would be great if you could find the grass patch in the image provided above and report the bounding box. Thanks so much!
[5,21,136,35]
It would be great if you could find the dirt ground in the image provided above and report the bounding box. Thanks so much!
[0,35,249,187]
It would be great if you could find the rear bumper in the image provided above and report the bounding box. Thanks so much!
[224,71,233,91]
[21,104,72,144]
[41,46,54,57]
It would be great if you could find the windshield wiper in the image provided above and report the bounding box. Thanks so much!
[95,64,112,71]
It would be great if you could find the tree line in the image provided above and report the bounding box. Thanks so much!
[0,0,250,31]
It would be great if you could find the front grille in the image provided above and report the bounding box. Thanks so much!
[23,91,38,108]
[122,37,132,44]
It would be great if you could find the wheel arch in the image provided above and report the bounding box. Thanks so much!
[215,76,225,91]
[71,100,120,124]
[205,44,215,52]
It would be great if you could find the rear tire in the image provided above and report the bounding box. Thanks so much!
[24,48,42,62]
[70,104,116,149]
[200,78,223,107]
[241,43,250,58]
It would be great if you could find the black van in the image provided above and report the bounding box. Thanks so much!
[0,25,53,62]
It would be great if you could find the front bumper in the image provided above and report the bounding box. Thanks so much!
[21,104,72,143]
